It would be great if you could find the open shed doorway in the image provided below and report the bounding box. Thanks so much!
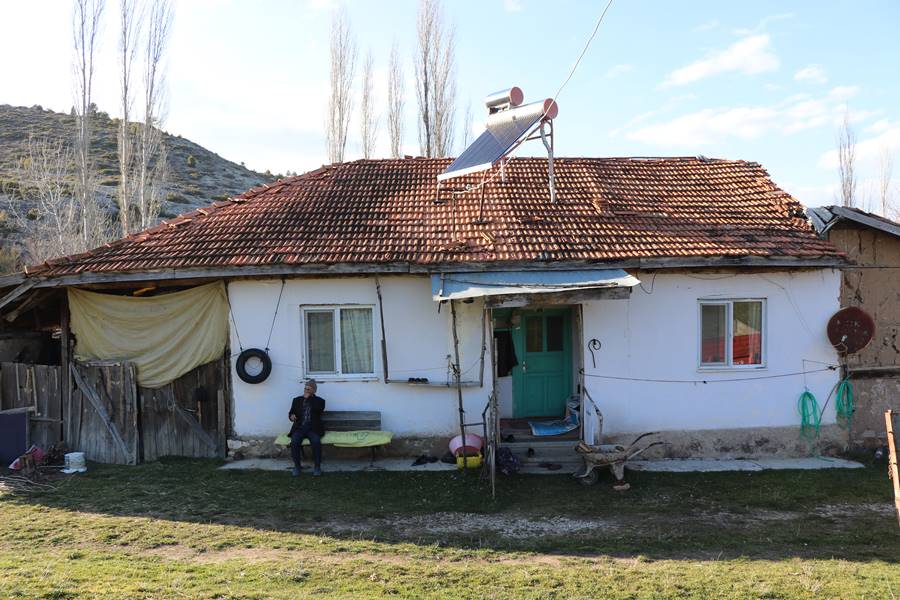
[492,306,578,420]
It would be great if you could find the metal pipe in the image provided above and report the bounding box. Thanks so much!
[540,120,557,204]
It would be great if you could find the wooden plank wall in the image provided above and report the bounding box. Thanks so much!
[139,358,225,461]
[68,362,139,465]
[0,362,62,449]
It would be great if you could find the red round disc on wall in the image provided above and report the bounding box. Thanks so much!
[827,306,875,354]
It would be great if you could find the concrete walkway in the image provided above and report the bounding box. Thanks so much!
[627,457,864,472]
[219,456,864,474]
[219,457,458,473]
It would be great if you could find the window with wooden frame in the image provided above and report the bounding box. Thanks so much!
[699,299,765,368]
[302,306,375,377]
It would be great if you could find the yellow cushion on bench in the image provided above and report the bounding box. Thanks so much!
[274,430,393,448]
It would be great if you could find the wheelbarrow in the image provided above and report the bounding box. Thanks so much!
[573,432,663,491]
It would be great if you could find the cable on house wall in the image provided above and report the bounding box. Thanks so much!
[264,279,286,353]
[581,365,837,385]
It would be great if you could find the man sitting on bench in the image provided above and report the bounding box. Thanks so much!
[289,379,325,477]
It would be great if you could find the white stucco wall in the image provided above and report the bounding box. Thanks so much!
[581,270,842,434]
[227,276,491,438]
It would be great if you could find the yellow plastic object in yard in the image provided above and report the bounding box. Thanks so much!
[274,430,393,448]
[456,453,482,469]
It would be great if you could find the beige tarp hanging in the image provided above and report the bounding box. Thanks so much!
[68,282,229,388]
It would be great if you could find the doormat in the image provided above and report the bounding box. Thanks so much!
[529,412,578,437]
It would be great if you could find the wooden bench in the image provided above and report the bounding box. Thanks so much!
[281,410,393,467]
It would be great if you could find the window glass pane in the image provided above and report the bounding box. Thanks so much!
[340,308,374,374]
[700,304,726,364]
[546,316,564,351]
[733,301,763,365]
[526,317,543,352]
[306,311,335,372]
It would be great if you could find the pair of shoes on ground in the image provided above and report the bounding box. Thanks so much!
[292,466,322,476]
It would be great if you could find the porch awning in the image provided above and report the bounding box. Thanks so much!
[430,269,640,301]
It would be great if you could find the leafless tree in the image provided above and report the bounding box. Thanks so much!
[359,50,377,159]
[136,0,172,231]
[7,138,81,264]
[387,42,404,158]
[117,0,141,234]
[325,9,357,163]
[414,0,456,157]
[72,0,107,245]
[461,99,473,148]
[878,146,894,217]
[837,110,857,208]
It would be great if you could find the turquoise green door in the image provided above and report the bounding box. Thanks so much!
[511,308,573,418]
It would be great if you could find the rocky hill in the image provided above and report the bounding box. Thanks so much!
[0,103,272,226]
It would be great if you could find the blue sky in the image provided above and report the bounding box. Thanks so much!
[1,0,898,209]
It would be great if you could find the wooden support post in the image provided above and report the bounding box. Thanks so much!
[450,301,468,467]
[885,410,900,528]
[60,294,71,444]
[478,305,486,388]
[375,277,390,383]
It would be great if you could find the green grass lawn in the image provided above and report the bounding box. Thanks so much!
[1,458,898,599]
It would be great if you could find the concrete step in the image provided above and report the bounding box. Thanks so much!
[502,440,580,452]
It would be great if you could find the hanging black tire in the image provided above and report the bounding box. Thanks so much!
[236,348,272,384]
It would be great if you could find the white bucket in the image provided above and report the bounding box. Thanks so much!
[62,452,87,474]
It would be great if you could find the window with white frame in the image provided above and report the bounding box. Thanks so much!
[699,299,765,368]
[302,306,375,377]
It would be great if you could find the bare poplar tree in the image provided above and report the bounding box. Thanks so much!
[387,42,404,158]
[414,0,456,157]
[325,9,356,163]
[837,110,857,208]
[72,0,106,245]
[6,138,82,264]
[359,50,377,158]
[461,99,473,148]
[117,0,141,234]
[136,0,172,231]
[878,146,894,217]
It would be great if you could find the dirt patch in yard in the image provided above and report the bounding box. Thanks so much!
[325,512,621,539]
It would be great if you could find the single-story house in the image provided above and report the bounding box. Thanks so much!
[808,205,900,450]
[0,156,849,460]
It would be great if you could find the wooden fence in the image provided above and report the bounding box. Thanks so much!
[0,357,228,465]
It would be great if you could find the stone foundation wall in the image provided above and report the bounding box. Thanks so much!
[228,424,849,461]
[603,424,848,459]
[226,435,451,461]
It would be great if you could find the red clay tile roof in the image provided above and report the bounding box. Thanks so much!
[28,157,842,277]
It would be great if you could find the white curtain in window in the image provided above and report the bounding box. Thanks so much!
[307,311,335,372]
[340,308,373,374]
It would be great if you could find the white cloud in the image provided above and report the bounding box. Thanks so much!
[627,107,778,146]
[866,119,894,134]
[794,64,827,84]
[623,89,875,148]
[694,19,720,32]
[734,13,794,36]
[819,123,900,170]
[605,64,633,78]
[828,85,860,101]
[504,0,522,12]
[661,34,779,88]
[790,183,838,208]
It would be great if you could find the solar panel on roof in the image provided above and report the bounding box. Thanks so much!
[438,98,558,182]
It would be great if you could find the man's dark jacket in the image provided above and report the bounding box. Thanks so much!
[288,394,326,437]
